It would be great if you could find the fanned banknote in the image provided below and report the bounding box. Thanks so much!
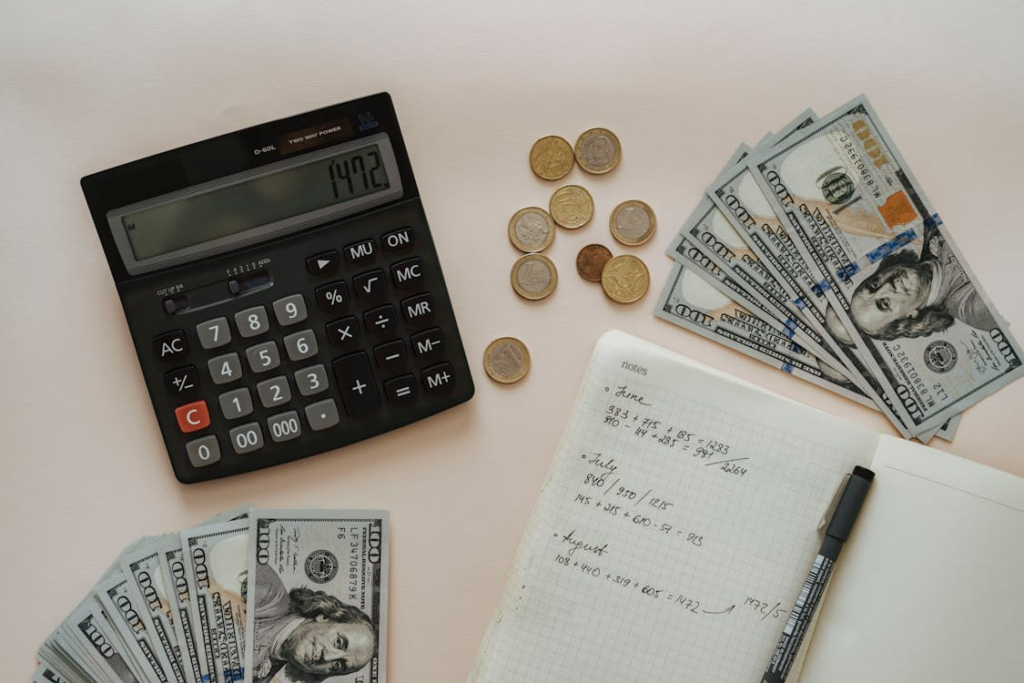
[745,95,1022,436]
[244,510,389,683]
[655,100,1012,441]
[35,507,388,683]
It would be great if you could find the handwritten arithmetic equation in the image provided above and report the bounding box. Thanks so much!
[602,385,750,477]
[550,529,788,624]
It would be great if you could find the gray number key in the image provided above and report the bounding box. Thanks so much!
[295,364,329,396]
[229,422,264,454]
[208,352,242,385]
[219,387,253,419]
[283,329,318,362]
[304,399,340,431]
[246,341,280,373]
[196,317,232,349]
[186,435,221,468]
[267,410,302,443]
[235,306,270,338]
[273,294,308,327]
[256,376,291,408]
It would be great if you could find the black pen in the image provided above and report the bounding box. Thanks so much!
[761,466,875,683]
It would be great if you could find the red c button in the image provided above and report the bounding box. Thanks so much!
[175,401,210,433]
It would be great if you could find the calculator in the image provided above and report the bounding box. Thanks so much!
[81,93,474,484]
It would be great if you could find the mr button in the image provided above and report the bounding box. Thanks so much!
[401,293,435,325]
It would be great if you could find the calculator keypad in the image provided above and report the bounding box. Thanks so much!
[148,219,472,483]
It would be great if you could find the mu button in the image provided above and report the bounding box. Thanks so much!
[175,400,211,433]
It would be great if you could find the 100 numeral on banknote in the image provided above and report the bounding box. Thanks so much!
[747,96,1023,436]
[244,510,389,683]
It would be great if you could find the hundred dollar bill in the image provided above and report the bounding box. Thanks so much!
[182,519,250,683]
[97,571,176,682]
[747,95,1023,435]
[67,602,143,683]
[161,542,216,683]
[657,261,884,409]
[122,536,193,683]
[656,262,957,442]
[244,510,389,683]
[33,659,73,683]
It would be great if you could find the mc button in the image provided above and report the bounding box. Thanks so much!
[175,400,211,433]
[154,330,189,361]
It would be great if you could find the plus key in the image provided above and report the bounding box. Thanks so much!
[332,352,381,416]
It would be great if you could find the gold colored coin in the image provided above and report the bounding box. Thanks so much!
[483,337,531,384]
[574,127,621,174]
[610,200,657,246]
[507,207,555,253]
[549,185,594,229]
[576,244,613,283]
[511,253,558,301]
[529,136,575,180]
[601,254,650,304]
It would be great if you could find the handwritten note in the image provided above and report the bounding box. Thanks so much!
[469,331,878,683]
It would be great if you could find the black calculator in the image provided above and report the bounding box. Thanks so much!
[82,93,474,484]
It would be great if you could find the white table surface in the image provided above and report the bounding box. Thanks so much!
[3,1,1022,680]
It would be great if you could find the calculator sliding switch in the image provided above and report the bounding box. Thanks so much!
[333,352,381,416]
[185,436,221,468]
[229,422,264,454]
[267,411,302,443]
[154,330,189,361]
[227,270,271,295]
[175,400,211,433]
[384,375,418,405]
[305,399,340,431]
[162,294,189,315]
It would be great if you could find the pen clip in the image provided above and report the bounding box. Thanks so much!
[817,473,850,532]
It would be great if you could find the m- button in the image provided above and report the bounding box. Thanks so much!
[154,330,189,361]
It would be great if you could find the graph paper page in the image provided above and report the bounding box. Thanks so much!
[468,331,878,683]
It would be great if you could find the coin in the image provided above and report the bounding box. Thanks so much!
[601,254,650,303]
[576,244,613,282]
[529,136,575,180]
[574,128,621,174]
[549,185,594,229]
[508,207,556,253]
[511,253,558,300]
[483,337,531,384]
[610,200,656,246]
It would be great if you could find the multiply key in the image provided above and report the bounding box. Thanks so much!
[333,352,381,416]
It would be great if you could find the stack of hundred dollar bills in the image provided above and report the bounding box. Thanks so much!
[35,508,389,683]
[656,95,1022,442]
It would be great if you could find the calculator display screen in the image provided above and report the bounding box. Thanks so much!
[121,144,391,261]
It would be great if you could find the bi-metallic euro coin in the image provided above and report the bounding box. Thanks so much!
[508,207,556,253]
[511,253,558,301]
[483,337,531,384]
[610,199,656,246]
[574,128,621,174]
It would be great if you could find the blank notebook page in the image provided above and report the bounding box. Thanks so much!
[797,437,1024,682]
[468,331,879,683]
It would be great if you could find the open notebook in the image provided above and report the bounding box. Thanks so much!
[468,331,1024,682]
